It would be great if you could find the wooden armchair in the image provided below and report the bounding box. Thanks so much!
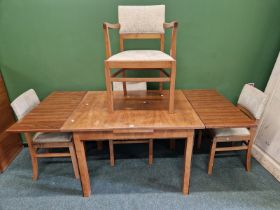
[208,84,267,175]
[103,5,178,113]
[11,89,79,180]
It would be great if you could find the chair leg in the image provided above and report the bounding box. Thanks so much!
[169,139,176,150]
[122,69,127,96]
[97,141,103,151]
[109,140,115,166]
[24,133,39,180]
[169,62,176,114]
[246,127,256,172]
[197,130,203,150]
[69,144,80,179]
[148,139,153,165]
[159,70,163,93]
[208,140,217,175]
[104,62,114,112]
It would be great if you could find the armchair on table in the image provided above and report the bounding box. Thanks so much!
[208,84,267,175]
[103,5,178,113]
[11,89,79,180]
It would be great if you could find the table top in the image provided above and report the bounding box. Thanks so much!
[7,91,86,132]
[7,89,255,133]
[61,90,204,132]
[183,89,256,128]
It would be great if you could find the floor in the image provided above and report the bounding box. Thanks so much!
[0,141,280,210]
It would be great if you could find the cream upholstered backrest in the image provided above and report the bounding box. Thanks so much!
[113,82,147,91]
[237,84,267,120]
[11,89,40,120]
[118,5,165,34]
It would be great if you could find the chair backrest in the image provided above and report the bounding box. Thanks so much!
[11,89,40,120]
[237,84,267,120]
[118,5,165,34]
[113,82,147,91]
[118,5,165,51]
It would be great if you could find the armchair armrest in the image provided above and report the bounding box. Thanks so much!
[164,21,178,58]
[103,22,120,58]
[103,22,120,29]
[163,21,178,29]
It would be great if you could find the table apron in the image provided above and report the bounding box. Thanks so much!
[73,129,194,141]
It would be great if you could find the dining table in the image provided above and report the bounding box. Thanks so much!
[7,89,256,197]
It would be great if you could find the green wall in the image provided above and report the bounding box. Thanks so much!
[0,0,280,102]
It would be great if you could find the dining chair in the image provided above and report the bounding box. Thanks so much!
[208,84,267,175]
[103,5,178,113]
[11,89,79,180]
[109,82,153,166]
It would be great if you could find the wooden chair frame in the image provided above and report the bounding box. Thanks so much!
[103,21,178,113]
[109,139,153,166]
[207,104,257,175]
[24,133,80,180]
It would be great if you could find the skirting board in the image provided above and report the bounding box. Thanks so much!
[252,144,280,182]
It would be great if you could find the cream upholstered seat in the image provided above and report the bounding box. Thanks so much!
[33,132,72,143]
[208,84,267,175]
[11,89,40,120]
[113,81,146,91]
[118,5,165,34]
[11,89,79,180]
[107,50,174,62]
[213,128,250,137]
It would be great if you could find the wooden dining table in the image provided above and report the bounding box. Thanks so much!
[7,89,256,197]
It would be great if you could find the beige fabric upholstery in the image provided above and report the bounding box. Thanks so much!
[11,89,40,120]
[33,132,72,143]
[118,5,165,34]
[113,82,147,91]
[214,128,250,137]
[238,84,267,119]
[107,50,174,61]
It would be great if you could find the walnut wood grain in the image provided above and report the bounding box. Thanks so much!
[183,89,256,128]
[62,90,203,197]
[61,90,204,132]
[7,91,87,132]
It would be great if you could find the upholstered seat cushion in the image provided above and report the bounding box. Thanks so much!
[213,128,250,137]
[107,50,174,62]
[113,82,147,91]
[33,132,72,143]
[118,5,165,34]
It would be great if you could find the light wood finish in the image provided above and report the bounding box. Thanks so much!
[183,90,257,175]
[182,131,194,194]
[62,91,203,131]
[103,21,178,113]
[8,91,86,132]
[23,132,80,180]
[62,90,204,197]
[183,90,256,128]
[73,134,91,196]
[0,73,23,172]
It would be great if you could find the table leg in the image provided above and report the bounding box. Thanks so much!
[73,134,91,197]
[182,130,194,195]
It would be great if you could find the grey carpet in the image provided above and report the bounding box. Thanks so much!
[0,148,280,210]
